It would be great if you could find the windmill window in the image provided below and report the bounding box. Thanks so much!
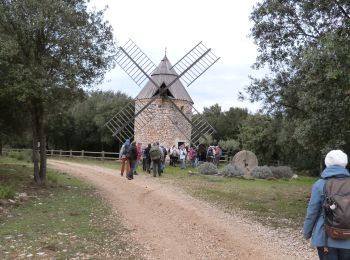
[152,82,174,98]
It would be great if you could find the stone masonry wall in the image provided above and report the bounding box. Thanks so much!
[134,98,192,149]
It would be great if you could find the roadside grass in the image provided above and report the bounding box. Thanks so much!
[161,164,315,229]
[0,156,142,259]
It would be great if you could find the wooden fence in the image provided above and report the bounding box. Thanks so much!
[2,148,120,160]
[2,148,230,162]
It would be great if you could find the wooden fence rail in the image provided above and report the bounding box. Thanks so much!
[1,148,230,162]
[2,148,120,160]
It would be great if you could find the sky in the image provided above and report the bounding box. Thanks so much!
[89,0,262,113]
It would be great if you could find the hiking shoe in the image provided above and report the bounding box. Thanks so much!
[127,176,133,180]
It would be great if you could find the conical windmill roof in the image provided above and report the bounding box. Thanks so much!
[135,56,193,103]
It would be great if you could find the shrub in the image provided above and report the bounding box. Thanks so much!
[197,162,218,175]
[220,164,244,177]
[270,166,294,179]
[8,150,32,162]
[251,166,273,179]
[0,185,16,199]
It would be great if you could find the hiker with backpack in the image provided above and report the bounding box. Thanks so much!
[206,146,214,163]
[304,149,350,259]
[143,144,151,173]
[169,145,178,167]
[189,145,197,168]
[149,142,161,177]
[160,145,167,173]
[126,141,138,180]
[179,144,187,169]
[119,139,130,177]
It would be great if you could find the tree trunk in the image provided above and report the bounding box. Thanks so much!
[39,115,47,181]
[30,101,46,184]
[31,107,41,184]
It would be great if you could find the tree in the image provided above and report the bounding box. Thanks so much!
[68,90,131,151]
[0,0,116,183]
[202,104,248,142]
[0,95,30,154]
[238,114,281,165]
[246,1,350,169]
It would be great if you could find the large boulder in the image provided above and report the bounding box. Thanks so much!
[231,150,258,176]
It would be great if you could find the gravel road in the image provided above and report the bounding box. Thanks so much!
[48,159,317,260]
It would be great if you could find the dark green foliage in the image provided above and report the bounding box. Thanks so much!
[0,0,117,182]
[220,164,244,177]
[251,166,273,179]
[45,91,131,151]
[197,162,218,175]
[244,0,350,171]
[269,166,294,179]
[201,104,249,142]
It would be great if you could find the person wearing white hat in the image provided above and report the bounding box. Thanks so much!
[304,150,350,259]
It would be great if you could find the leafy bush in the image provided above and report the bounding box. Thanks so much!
[218,139,239,157]
[251,166,273,179]
[197,162,218,175]
[270,166,294,179]
[8,150,32,162]
[220,164,244,177]
[0,185,16,199]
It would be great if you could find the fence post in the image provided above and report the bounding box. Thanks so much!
[59,150,62,156]
[70,150,72,157]
[101,151,105,160]
[81,150,84,157]
[51,149,53,156]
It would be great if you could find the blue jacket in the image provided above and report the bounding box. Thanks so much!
[303,165,350,249]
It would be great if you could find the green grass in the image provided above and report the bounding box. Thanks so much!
[0,156,142,259]
[160,166,315,228]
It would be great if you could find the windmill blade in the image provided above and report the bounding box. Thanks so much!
[116,39,158,88]
[166,115,192,144]
[170,42,220,87]
[105,100,157,142]
[167,98,216,145]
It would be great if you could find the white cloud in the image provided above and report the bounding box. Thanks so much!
[90,0,262,113]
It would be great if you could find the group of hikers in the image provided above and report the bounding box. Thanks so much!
[118,139,223,180]
[118,139,350,259]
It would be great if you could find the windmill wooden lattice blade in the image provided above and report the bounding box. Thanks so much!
[171,42,220,87]
[115,39,157,88]
[168,102,216,145]
[105,100,157,143]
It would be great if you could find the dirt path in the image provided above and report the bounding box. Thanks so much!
[48,160,317,260]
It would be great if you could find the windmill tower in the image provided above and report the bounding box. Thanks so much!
[105,40,220,147]
[134,55,193,148]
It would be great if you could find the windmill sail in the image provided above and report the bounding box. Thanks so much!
[171,42,220,87]
[105,39,219,146]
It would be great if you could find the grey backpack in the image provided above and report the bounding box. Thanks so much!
[323,177,350,239]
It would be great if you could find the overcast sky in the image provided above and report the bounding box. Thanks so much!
[89,0,262,113]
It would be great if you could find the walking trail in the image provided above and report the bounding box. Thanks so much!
[48,159,317,260]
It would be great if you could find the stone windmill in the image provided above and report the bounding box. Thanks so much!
[105,40,220,148]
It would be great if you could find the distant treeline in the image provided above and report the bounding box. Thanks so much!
[2,89,348,175]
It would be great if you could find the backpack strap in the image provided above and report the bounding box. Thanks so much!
[322,177,329,254]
